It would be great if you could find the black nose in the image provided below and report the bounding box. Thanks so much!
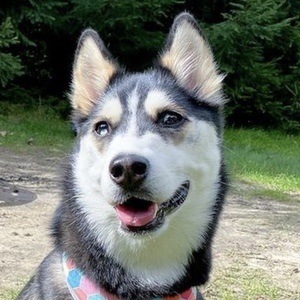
[109,154,149,189]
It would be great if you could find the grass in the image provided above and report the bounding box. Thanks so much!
[224,128,300,202]
[0,105,299,201]
[0,105,74,153]
[0,290,18,300]
[204,267,295,300]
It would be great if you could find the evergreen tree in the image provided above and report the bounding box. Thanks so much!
[0,0,66,95]
[0,18,23,87]
[206,0,300,131]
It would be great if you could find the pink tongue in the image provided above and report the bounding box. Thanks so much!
[115,203,158,227]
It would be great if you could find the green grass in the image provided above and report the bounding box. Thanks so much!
[204,268,294,300]
[224,128,300,201]
[0,289,18,300]
[0,105,74,153]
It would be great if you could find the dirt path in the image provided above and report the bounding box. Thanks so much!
[0,148,299,299]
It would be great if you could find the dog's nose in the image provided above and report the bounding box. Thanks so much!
[109,154,149,189]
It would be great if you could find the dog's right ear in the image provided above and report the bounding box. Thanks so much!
[71,29,118,121]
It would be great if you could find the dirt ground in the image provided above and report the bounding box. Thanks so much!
[0,148,299,299]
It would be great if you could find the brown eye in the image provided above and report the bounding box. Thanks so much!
[157,111,185,127]
[95,121,110,137]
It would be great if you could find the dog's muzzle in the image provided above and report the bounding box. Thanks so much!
[114,180,190,234]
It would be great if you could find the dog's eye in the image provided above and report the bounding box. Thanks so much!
[95,121,110,137]
[157,111,184,127]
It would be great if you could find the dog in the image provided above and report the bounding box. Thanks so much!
[17,12,227,300]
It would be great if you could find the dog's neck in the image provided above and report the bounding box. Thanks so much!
[62,253,199,300]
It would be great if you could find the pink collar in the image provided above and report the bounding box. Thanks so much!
[62,253,198,300]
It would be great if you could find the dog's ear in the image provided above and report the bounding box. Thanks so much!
[160,13,225,106]
[71,29,118,119]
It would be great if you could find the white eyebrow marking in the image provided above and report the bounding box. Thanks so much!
[144,90,184,119]
[99,97,123,124]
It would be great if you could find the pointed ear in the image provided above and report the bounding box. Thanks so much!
[160,13,225,106]
[71,29,118,119]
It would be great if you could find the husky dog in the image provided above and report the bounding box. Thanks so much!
[17,13,227,300]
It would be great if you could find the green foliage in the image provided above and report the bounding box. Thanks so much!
[0,18,24,87]
[1,0,180,104]
[0,0,67,90]
[0,0,299,131]
[2,0,66,28]
[205,0,300,131]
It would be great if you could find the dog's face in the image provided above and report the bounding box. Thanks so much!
[70,14,225,285]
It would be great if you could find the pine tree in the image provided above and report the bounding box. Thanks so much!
[0,18,24,87]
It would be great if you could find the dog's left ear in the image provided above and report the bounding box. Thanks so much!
[160,13,225,106]
[71,29,118,120]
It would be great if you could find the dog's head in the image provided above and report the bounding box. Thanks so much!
[69,13,226,284]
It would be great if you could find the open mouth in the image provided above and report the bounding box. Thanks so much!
[115,181,190,234]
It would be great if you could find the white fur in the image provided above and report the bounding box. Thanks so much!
[73,114,221,287]
[144,90,185,119]
[125,88,140,135]
[97,97,123,125]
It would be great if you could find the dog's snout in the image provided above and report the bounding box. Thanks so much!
[109,155,149,189]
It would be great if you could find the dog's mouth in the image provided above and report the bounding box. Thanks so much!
[115,181,190,234]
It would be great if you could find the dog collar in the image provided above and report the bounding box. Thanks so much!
[62,253,198,300]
